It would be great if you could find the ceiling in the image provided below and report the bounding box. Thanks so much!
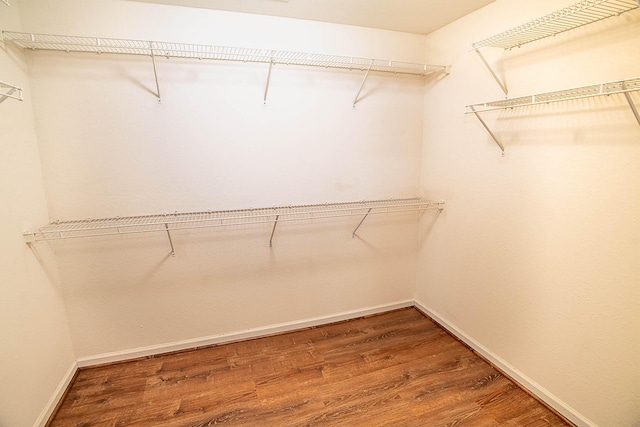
[132,0,496,35]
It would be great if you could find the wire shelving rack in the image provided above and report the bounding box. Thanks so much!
[467,77,640,113]
[23,198,445,255]
[473,0,638,51]
[466,76,640,154]
[2,31,449,105]
[470,0,639,96]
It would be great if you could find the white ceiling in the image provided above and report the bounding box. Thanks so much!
[133,0,496,35]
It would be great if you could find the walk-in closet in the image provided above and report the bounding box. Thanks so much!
[1,0,638,425]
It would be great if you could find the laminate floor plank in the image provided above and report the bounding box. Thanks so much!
[49,308,572,426]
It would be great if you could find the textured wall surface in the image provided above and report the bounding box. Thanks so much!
[0,1,76,426]
[417,1,640,425]
[5,0,638,425]
[17,0,428,358]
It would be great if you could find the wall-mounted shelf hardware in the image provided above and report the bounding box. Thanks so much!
[0,80,23,103]
[473,0,638,51]
[471,0,639,95]
[2,31,449,104]
[466,105,505,154]
[466,76,640,154]
[23,198,445,255]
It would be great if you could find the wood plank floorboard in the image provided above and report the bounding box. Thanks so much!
[48,308,572,426]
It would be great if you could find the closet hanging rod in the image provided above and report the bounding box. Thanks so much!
[23,198,445,243]
[2,31,448,77]
[472,0,639,51]
[465,76,640,113]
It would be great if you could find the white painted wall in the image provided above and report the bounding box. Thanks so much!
[12,0,636,424]
[17,0,428,358]
[417,1,640,426]
[0,2,76,426]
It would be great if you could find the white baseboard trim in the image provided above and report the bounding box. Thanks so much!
[413,299,595,427]
[34,360,78,427]
[76,299,414,368]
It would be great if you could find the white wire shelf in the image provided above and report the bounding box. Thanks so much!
[470,0,638,96]
[472,0,639,50]
[466,76,640,113]
[0,80,23,103]
[466,76,640,154]
[23,198,445,254]
[3,31,445,76]
[2,31,449,105]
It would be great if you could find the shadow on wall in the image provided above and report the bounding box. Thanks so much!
[468,97,640,151]
[499,11,640,71]
[418,208,443,246]
[32,214,422,295]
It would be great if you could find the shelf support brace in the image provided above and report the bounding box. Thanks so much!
[622,82,640,126]
[352,208,372,238]
[474,49,508,97]
[469,106,505,155]
[164,223,175,256]
[0,81,23,104]
[264,59,274,104]
[269,215,279,247]
[149,42,162,103]
[353,61,373,107]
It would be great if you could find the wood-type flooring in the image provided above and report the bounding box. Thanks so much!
[49,308,572,426]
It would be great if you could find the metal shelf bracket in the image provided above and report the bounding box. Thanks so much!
[353,61,373,107]
[0,80,24,103]
[352,207,372,238]
[622,81,640,126]
[474,49,508,97]
[149,42,162,103]
[269,214,279,247]
[468,105,505,156]
[164,223,175,256]
[264,58,274,104]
